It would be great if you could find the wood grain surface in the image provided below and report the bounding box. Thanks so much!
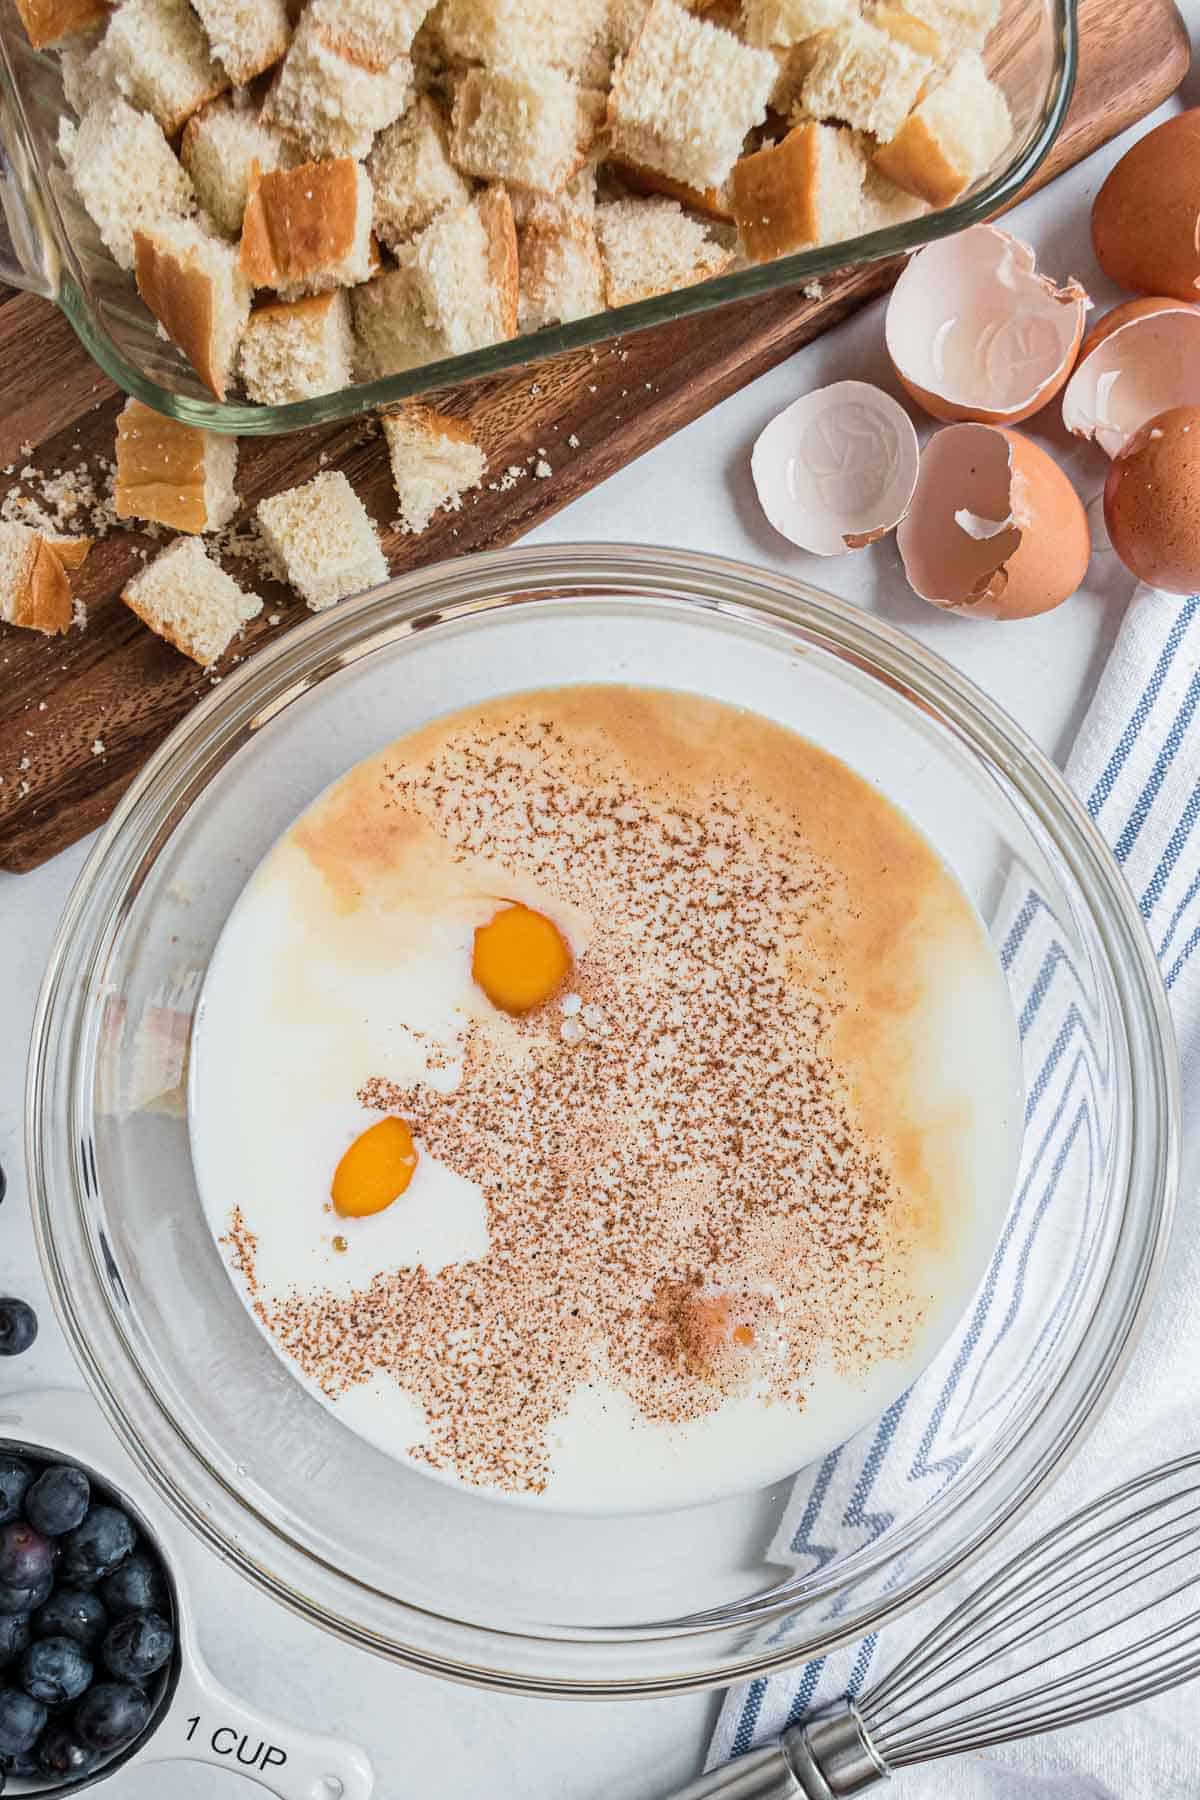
[0,0,1190,872]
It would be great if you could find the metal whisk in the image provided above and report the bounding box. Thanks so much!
[668,1454,1200,1798]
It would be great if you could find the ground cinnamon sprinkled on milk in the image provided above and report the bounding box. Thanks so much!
[235,694,941,1497]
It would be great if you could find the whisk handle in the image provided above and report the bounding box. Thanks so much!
[663,1738,809,1800]
[661,1704,887,1800]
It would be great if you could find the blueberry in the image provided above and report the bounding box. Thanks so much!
[0,1620,29,1673]
[100,1551,167,1618]
[0,1463,32,1529]
[25,1466,90,1539]
[0,1686,47,1756]
[75,1681,153,1754]
[33,1586,108,1652]
[102,1611,173,1683]
[62,1506,136,1586]
[0,1575,52,1617]
[20,1635,92,1706]
[0,1303,37,1359]
[38,1721,98,1780]
[0,1524,56,1590]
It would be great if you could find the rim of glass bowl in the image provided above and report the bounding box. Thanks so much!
[29,545,1178,1697]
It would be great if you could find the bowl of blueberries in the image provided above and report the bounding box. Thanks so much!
[0,1449,170,1788]
[0,1390,373,1798]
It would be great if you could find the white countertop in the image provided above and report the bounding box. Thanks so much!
[2,31,1198,1796]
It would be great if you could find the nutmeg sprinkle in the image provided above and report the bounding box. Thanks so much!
[235,692,934,1497]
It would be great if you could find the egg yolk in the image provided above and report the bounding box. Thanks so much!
[472,903,571,1014]
[331,1117,417,1218]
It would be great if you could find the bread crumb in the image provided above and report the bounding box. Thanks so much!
[567,433,580,447]
[92,738,106,754]
[535,459,553,478]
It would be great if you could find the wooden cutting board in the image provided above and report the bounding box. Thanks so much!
[0,0,1190,872]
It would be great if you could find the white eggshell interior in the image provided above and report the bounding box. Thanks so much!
[1062,308,1200,456]
[887,225,1086,416]
[750,380,919,556]
[897,423,1021,603]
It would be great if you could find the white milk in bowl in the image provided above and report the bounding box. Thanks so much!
[189,685,1022,1513]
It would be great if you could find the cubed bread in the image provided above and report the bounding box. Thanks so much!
[368,95,471,248]
[0,523,85,636]
[767,40,824,114]
[801,16,933,142]
[518,216,605,329]
[14,0,110,48]
[607,157,733,222]
[60,28,117,114]
[60,95,195,270]
[595,195,732,307]
[257,471,387,610]
[607,0,775,190]
[608,0,651,55]
[438,0,609,79]
[351,262,451,377]
[872,51,1012,204]
[860,160,929,228]
[509,164,596,229]
[103,0,228,137]
[903,0,999,52]
[123,536,262,665]
[262,11,412,160]
[240,158,374,295]
[732,120,863,261]
[180,98,296,237]
[113,398,239,533]
[51,536,93,572]
[134,218,251,399]
[452,66,595,196]
[188,0,291,83]
[868,2,945,57]
[308,0,432,63]
[239,292,355,403]
[382,406,487,533]
[406,189,519,354]
[742,0,853,46]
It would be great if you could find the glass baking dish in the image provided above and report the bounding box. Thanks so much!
[0,0,1076,438]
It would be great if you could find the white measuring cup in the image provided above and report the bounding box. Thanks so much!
[0,1388,374,1800]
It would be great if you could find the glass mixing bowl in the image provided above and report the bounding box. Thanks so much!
[28,546,1178,1696]
[0,0,1075,434]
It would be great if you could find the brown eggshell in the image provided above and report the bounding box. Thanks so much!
[1092,110,1200,301]
[885,225,1089,426]
[1062,298,1200,457]
[1076,297,1193,362]
[1104,405,1200,594]
[896,423,1090,620]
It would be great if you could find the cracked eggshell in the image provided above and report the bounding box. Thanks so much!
[750,380,919,556]
[897,423,1090,621]
[885,225,1089,426]
[1104,405,1200,595]
[1092,110,1200,303]
[1062,299,1200,458]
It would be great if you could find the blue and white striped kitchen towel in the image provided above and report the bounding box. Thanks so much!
[710,585,1200,1798]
